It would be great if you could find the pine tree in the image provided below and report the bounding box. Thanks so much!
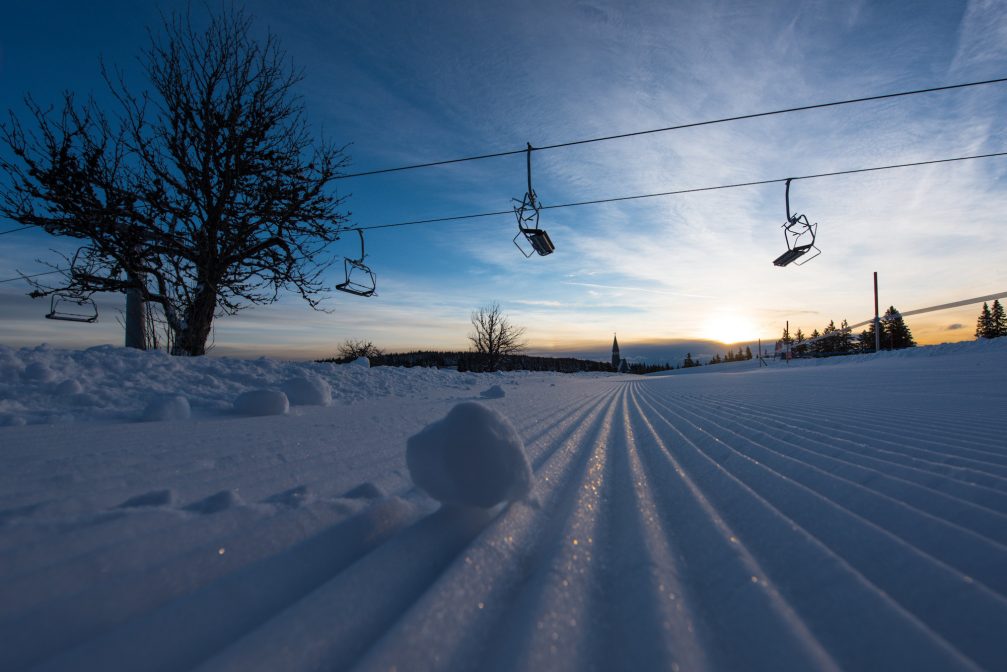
[837,319,852,354]
[976,302,993,339]
[881,306,916,349]
[745,346,753,360]
[990,300,1006,338]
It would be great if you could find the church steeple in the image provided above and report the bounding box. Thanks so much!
[612,333,620,370]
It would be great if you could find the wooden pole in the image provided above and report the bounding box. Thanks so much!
[873,271,880,353]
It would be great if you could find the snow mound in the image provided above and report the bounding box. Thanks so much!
[406,402,532,508]
[281,376,332,406]
[351,356,370,368]
[343,482,385,499]
[54,379,84,395]
[480,384,506,399]
[185,489,243,514]
[23,361,56,382]
[233,389,289,416]
[117,489,178,508]
[141,395,191,422]
[264,485,314,507]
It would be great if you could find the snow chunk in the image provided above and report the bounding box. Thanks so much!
[351,356,370,368]
[233,389,289,416]
[117,489,177,508]
[185,489,243,514]
[141,395,191,422]
[281,376,332,406]
[343,482,385,499]
[480,384,506,399]
[54,379,83,395]
[406,402,532,508]
[23,362,56,382]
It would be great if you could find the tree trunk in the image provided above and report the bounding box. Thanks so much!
[171,289,216,356]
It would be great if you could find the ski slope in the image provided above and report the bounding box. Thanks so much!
[1,340,1006,671]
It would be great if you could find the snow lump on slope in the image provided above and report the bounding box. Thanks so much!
[406,401,532,508]
[233,389,289,416]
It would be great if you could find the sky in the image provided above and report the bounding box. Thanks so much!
[1,0,1005,362]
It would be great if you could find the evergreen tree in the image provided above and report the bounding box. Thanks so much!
[881,306,916,349]
[745,346,753,360]
[683,352,695,368]
[793,328,808,356]
[860,322,877,352]
[837,319,853,354]
[990,300,1006,338]
[976,302,993,339]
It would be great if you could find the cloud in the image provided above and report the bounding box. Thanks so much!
[945,323,965,331]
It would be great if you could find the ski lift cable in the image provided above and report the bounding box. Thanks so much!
[356,150,1007,231]
[2,150,1005,282]
[0,269,64,284]
[0,225,34,236]
[335,76,1007,180]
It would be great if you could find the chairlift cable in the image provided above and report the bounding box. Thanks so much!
[3,151,1005,282]
[356,150,1007,231]
[0,225,33,236]
[336,76,1007,179]
[0,269,64,284]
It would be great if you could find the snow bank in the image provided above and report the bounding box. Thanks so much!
[406,402,532,508]
[0,344,519,425]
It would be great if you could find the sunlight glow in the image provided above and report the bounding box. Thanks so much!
[702,314,759,344]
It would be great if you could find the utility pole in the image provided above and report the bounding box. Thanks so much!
[873,271,881,353]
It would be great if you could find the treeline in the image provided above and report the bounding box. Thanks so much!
[777,306,916,357]
[319,350,616,373]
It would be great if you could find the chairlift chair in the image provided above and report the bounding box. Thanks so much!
[336,229,376,297]
[45,294,98,323]
[772,178,821,267]
[513,143,555,258]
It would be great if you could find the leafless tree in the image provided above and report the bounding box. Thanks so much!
[468,302,526,372]
[336,338,383,362]
[0,6,350,355]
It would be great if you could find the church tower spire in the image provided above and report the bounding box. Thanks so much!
[612,333,620,370]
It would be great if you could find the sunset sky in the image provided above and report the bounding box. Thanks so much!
[1,0,1005,362]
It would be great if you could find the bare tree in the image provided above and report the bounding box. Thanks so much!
[0,6,350,355]
[336,338,383,362]
[468,302,526,372]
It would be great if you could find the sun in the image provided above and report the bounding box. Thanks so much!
[702,314,759,345]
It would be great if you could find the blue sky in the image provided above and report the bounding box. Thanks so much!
[1,0,1006,361]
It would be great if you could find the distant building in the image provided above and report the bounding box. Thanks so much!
[612,334,629,372]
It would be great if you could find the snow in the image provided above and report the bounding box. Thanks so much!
[233,389,290,416]
[141,395,191,422]
[1,339,1007,670]
[480,384,506,399]
[406,402,532,508]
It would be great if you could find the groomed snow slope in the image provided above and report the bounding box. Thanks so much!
[1,340,1006,671]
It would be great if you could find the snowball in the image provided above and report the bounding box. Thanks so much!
[480,384,506,399]
[281,376,332,406]
[23,362,56,382]
[351,356,370,368]
[141,395,191,422]
[406,402,532,508]
[233,389,289,416]
[55,379,84,395]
